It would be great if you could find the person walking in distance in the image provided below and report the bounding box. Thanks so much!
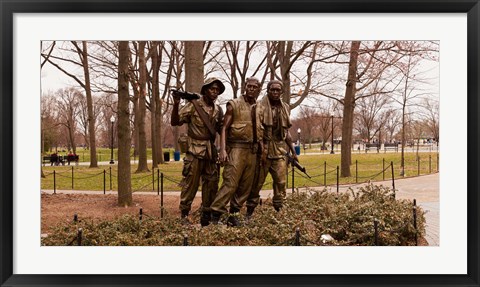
[246,80,297,217]
[210,77,263,226]
[171,78,225,226]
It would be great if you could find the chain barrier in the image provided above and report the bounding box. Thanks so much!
[325,162,338,169]
[163,174,182,185]
[43,171,54,177]
[356,164,391,180]
[49,169,70,175]
[292,169,325,186]
[132,181,154,193]
[131,172,154,181]
[306,167,337,179]
[70,171,105,180]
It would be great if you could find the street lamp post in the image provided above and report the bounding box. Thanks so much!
[109,115,115,164]
[330,115,335,154]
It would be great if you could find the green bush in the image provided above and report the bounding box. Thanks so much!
[42,184,425,246]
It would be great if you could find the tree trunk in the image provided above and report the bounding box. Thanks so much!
[341,41,360,177]
[117,41,132,207]
[185,41,205,92]
[150,43,159,169]
[136,41,149,173]
[82,41,98,167]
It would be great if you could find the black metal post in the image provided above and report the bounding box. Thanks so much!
[336,166,339,194]
[330,115,334,154]
[295,228,300,246]
[374,220,379,246]
[383,158,385,180]
[103,169,106,195]
[139,208,143,221]
[183,235,188,246]
[413,199,418,246]
[53,170,56,194]
[161,172,164,218]
[73,214,78,222]
[110,120,114,164]
[286,167,288,188]
[77,228,83,246]
[157,169,160,195]
[391,161,395,199]
[355,160,358,183]
[291,164,295,194]
[109,166,112,191]
[324,161,327,187]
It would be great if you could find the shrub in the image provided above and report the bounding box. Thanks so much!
[42,184,425,246]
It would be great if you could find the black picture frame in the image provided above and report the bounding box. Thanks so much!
[1,1,479,286]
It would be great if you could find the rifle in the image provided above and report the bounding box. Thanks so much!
[170,89,201,101]
[285,153,311,178]
[170,88,217,140]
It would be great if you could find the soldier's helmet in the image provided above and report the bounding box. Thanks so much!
[201,77,225,95]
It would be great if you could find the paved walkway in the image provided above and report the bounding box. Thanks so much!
[42,173,439,246]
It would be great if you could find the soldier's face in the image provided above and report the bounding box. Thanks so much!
[267,83,283,101]
[245,81,260,100]
[205,83,221,102]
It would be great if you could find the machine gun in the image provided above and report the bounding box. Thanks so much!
[170,89,200,101]
[285,153,311,178]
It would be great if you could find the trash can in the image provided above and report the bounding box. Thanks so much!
[294,145,301,155]
[174,151,181,161]
[163,151,170,162]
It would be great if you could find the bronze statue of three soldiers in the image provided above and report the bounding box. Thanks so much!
[171,77,298,227]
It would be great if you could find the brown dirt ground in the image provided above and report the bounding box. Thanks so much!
[41,193,200,234]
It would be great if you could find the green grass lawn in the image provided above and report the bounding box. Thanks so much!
[41,152,439,192]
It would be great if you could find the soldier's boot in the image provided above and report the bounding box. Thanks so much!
[274,206,282,212]
[180,210,191,225]
[211,211,222,225]
[200,211,211,227]
[227,207,241,227]
[246,206,255,220]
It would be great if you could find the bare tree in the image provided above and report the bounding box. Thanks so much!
[55,88,82,153]
[354,93,392,143]
[117,41,132,207]
[390,41,438,175]
[421,97,439,143]
[41,41,99,167]
[135,41,150,173]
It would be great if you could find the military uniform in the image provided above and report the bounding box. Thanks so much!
[247,95,292,212]
[176,83,224,219]
[210,95,263,215]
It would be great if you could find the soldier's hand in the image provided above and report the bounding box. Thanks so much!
[219,149,228,163]
[293,153,299,163]
[171,90,181,104]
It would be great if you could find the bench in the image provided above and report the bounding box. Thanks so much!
[365,143,380,153]
[42,155,79,166]
[66,155,79,165]
[384,143,399,152]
